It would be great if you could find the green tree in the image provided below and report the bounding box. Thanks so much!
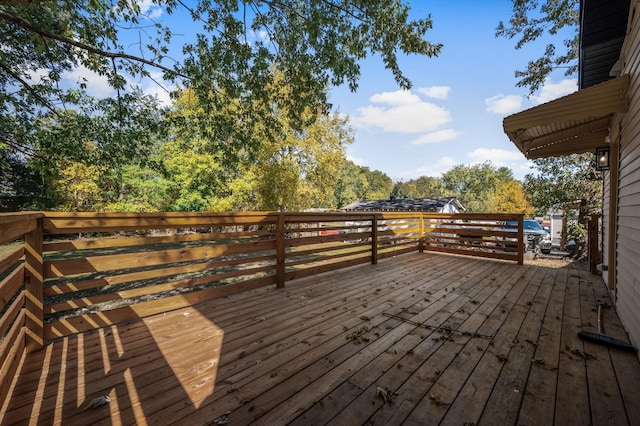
[333,162,393,208]
[102,164,174,213]
[391,176,447,199]
[21,91,167,211]
[496,0,579,94]
[0,148,52,211]
[491,180,534,215]
[363,169,394,201]
[333,161,369,208]
[253,110,352,211]
[523,154,601,221]
[161,138,227,211]
[413,176,447,197]
[1,0,441,163]
[441,162,514,212]
[391,181,416,199]
[53,160,105,211]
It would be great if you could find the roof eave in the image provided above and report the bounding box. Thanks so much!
[503,75,629,159]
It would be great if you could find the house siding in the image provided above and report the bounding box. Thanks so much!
[615,0,640,348]
[602,169,611,288]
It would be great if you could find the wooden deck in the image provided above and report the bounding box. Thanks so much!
[2,252,639,425]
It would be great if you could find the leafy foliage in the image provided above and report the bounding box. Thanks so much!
[387,163,524,213]
[0,148,49,210]
[333,161,394,208]
[496,0,579,94]
[102,165,174,212]
[523,153,601,221]
[441,162,514,212]
[1,0,441,159]
[391,176,447,199]
[492,180,534,215]
[252,110,352,211]
[53,160,104,211]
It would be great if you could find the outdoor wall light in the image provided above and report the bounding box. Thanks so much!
[595,147,610,171]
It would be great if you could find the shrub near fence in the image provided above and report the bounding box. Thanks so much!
[0,210,523,403]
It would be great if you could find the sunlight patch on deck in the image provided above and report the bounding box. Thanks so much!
[143,304,224,409]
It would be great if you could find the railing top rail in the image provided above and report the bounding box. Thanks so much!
[0,211,44,223]
[41,211,278,218]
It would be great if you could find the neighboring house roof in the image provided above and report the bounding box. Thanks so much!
[342,197,464,212]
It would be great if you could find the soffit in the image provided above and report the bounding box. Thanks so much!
[503,75,629,159]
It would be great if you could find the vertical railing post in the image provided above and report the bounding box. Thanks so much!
[517,214,524,265]
[418,213,424,253]
[371,214,378,264]
[276,212,285,288]
[24,217,44,352]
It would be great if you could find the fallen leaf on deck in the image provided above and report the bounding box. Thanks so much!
[85,395,111,410]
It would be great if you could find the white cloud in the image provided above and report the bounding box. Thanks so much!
[411,129,461,145]
[147,7,163,19]
[27,69,50,83]
[369,90,422,106]
[133,0,163,18]
[353,90,451,133]
[467,148,528,170]
[398,156,458,179]
[141,83,173,106]
[63,66,115,98]
[417,86,451,100]
[347,153,366,166]
[138,71,174,106]
[485,94,523,115]
[60,66,175,106]
[511,161,535,178]
[256,30,269,42]
[531,78,578,104]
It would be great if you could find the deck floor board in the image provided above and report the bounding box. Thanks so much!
[2,252,639,425]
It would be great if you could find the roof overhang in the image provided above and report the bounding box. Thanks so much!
[503,74,630,159]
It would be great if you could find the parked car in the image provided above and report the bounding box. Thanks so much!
[500,219,552,254]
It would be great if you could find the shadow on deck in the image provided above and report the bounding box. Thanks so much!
[2,252,640,425]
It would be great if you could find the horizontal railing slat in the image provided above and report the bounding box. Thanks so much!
[0,265,24,312]
[285,248,371,268]
[45,263,275,314]
[44,275,276,339]
[0,309,26,370]
[44,240,276,278]
[43,253,276,297]
[0,245,24,276]
[43,212,277,234]
[43,230,274,252]
[0,214,40,246]
[0,291,25,339]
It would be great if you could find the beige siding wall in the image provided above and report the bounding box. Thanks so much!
[616,1,640,348]
[602,168,610,288]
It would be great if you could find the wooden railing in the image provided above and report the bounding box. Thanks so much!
[0,212,44,406]
[0,210,523,403]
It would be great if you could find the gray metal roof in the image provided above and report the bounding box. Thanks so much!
[342,196,464,212]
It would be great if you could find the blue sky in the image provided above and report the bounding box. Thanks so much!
[329,1,578,181]
[53,1,578,181]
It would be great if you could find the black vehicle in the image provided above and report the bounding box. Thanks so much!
[500,220,552,254]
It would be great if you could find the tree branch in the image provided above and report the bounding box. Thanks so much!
[0,60,58,115]
[0,0,54,4]
[0,10,190,80]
